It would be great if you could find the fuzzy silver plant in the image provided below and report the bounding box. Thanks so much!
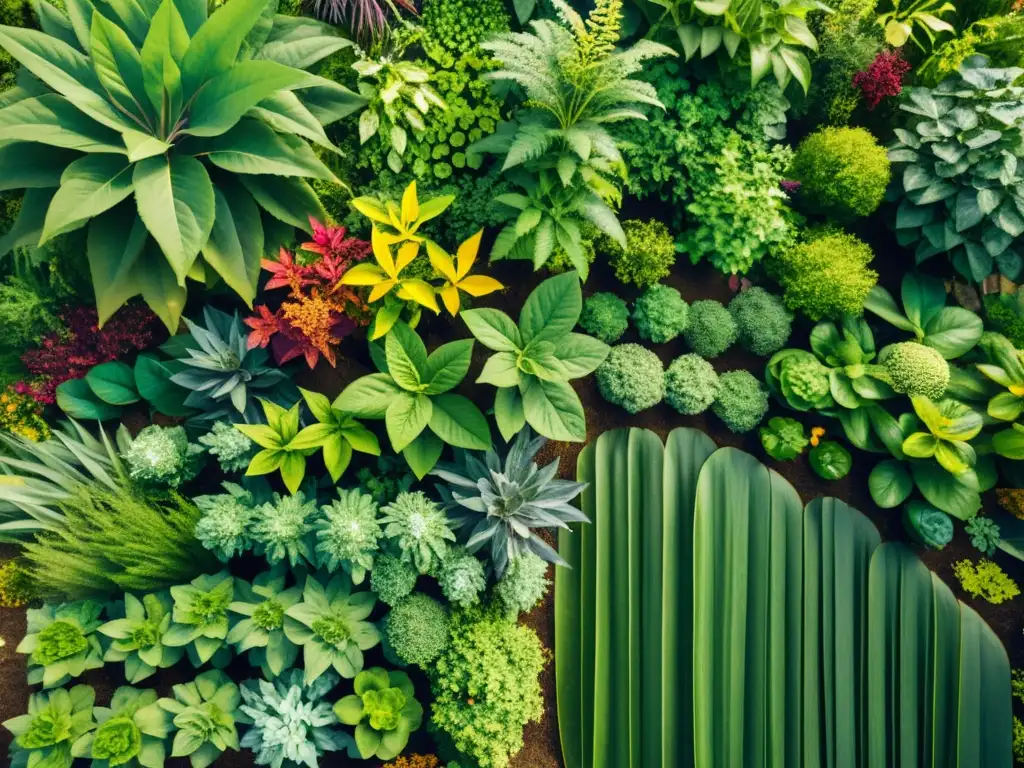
[430,428,588,577]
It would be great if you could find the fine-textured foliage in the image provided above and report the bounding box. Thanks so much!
[121,425,202,488]
[880,341,950,399]
[790,127,891,220]
[632,284,689,344]
[314,489,382,582]
[578,291,629,344]
[437,547,486,609]
[684,300,738,359]
[728,286,793,356]
[596,343,666,414]
[953,558,1020,603]
[386,593,450,668]
[760,416,809,460]
[0,558,34,607]
[712,370,770,433]
[249,492,317,569]
[378,491,455,575]
[601,219,677,289]
[665,353,720,415]
[494,551,549,619]
[198,422,254,474]
[370,553,419,607]
[194,483,257,562]
[965,515,1001,555]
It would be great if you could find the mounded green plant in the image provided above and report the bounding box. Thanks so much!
[314,489,382,583]
[495,551,549,619]
[378,491,455,575]
[249,492,316,569]
[596,343,665,414]
[158,670,241,768]
[370,553,419,607]
[235,398,317,495]
[0,0,364,331]
[880,341,950,399]
[460,271,609,442]
[284,572,380,683]
[632,284,689,344]
[121,425,203,489]
[73,687,173,768]
[193,483,256,562]
[2,685,97,768]
[18,601,105,688]
[712,370,769,433]
[100,592,184,684]
[335,321,489,478]
[809,440,853,480]
[227,565,303,678]
[888,55,1024,282]
[578,292,629,344]
[603,219,677,289]
[333,667,424,760]
[164,570,235,668]
[984,288,1024,349]
[386,593,450,668]
[902,500,954,549]
[790,127,890,220]
[684,300,738,359]
[437,547,486,609]
[767,349,835,411]
[728,287,793,356]
[953,558,1020,603]
[198,422,253,474]
[760,416,809,460]
[664,353,720,415]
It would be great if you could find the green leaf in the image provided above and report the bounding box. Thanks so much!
[868,460,914,508]
[86,208,147,324]
[239,174,323,233]
[287,422,336,450]
[423,339,474,395]
[40,155,134,243]
[428,393,490,450]
[922,307,983,360]
[385,322,429,391]
[122,129,173,162]
[133,353,194,417]
[256,16,356,70]
[902,432,938,458]
[809,441,852,480]
[402,430,443,479]
[863,286,918,333]
[478,351,520,388]
[910,461,981,520]
[56,377,122,420]
[90,11,149,120]
[0,143,79,190]
[901,272,945,330]
[201,180,263,305]
[199,118,338,181]
[494,386,525,442]
[522,376,585,442]
[135,245,187,332]
[179,0,275,99]
[385,392,431,453]
[133,153,215,285]
[518,271,582,346]
[85,360,139,405]
[139,0,188,120]
[322,437,354,481]
[459,308,521,352]
[0,188,54,259]
[554,332,610,379]
[779,46,811,94]
[339,424,379,455]
[279,451,306,494]
[248,91,337,152]
[334,373,403,418]
[0,93,126,152]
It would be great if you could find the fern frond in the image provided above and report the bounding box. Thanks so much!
[576,191,625,245]
[548,0,586,35]
[504,125,558,170]
[590,80,666,114]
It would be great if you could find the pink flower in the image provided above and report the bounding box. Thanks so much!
[853,50,911,111]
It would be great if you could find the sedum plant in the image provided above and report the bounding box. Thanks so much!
[3,685,97,768]
[888,56,1024,282]
[238,669,346,768]
[288,388,380,483]
[431,426,588,577]
[379,491,455,575]
[284,572,381,684]
[333,667,424,760]
[99,592,184,684]
[164,571,235,668]
[235,398,316,494]
[0,0,364,331]
[315,489,383,582]
[157,670,241,768]
[335,321,489,478]
[74,687,174,768]
[461,271,609,442]
[228,565,304,678]
[18,601,105,688]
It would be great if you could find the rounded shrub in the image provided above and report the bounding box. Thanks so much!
[494,552,550,619]
[602,219,677,288]
[632,284,689,344]
[790,127,890,220]
[712,370,770,433]
[386,593,450,668]
[769,228,878,321]
[684,300,738,358]
[596,344,665,414]
[728,287,793,356]
[882,342,950,400]
[665,354,719,415]
[579,292,629,344]
[371,554,419,607]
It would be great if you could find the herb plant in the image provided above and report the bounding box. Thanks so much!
[288,388,381,482]
[236,398,316,494]
[760,416,809,460]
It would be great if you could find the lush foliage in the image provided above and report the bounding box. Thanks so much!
[760,416,810,460]
[596,343,666,414]
[333,666,423,760]
[578,291,629,344]
[2,685,97,768]
[386,593,450,668]
[157,670,242,768]
[632,284,689,344]
[100,592,183,684]
[728,286,793,356]
[790,127,890,220]
[712,370,769,433]
[665,353,719,415]
[378,491,455,575]
[684,299,738,359]
[953,558,1020,603]
[602,219,677,288]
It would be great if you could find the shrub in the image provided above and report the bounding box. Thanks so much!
[371,554,420,607]
[881,342,950,400]
[495,553,550,619]
[1015,717,1024,764]
[684,300,738,359]
[121,426,203,489]
[603,220,677,289]
[579,292,630,344]
[387,594,450,668]
[0,277,58,353]
[790,127,890,220]
[429,607,546,768]
[0,559,34,608]
[729,287,793,356]
[770,229,878,321]
[984,292,1024,349]
[632,285,689,344]
[596,345,666,414]
[665,354,720,415]
[422,0,508,57]
[712,371,770,433]
[953,559,1019,604]
[996,488,1024,520]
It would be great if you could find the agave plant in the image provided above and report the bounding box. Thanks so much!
[162,306,295,424]
[0,0,364,332]
[430,427,589,577]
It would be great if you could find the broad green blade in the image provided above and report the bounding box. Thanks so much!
[957,605,1012,767]
[931,573,961,765]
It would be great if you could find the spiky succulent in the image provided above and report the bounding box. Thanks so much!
[194,484,257,562]
[377,492,456,575]
[228,565,304,678]
[164,307,295,425]
[3,685,97,768]
[17,601,105,688]
[249,493,317,568]
[99,592,184,684]
[158,670,242,768]
[314,489,383,583]
[431,428,589,577]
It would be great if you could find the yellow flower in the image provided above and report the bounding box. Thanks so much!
[810,426,826,447]
[6,404,15,413]
[427,230,504,315]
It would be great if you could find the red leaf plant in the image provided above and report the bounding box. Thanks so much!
[852,50,911,111]
[246,219,371,369]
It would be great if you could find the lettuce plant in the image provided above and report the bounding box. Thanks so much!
[157,670,241,768]
[335,321,489,478]
[760,416,809,461]
[17,601,105,688]
[74,687,173,768]
[288,388,380,483]
[228,565,304,678]
[284,573,381,684]
[0,0,364,331]
[164,571,235,668]
[99,592,184,684]
[460,271,609,442]
[333,667,423,760]
[2,685,97,768]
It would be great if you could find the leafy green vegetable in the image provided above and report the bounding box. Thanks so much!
[333,667,423,760]
[227,565,303,678]
[288,387,380,482]
[2,685,97,768]
[759,416,809,460]
[809,440,852,480]
[74,687,173,768]
[17,601,105,688]
[163,571,235,668]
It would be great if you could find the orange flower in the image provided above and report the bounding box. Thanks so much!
[282,292,339,368]
[810,426,826,447]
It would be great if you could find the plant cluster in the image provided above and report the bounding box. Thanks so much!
[596,344,666,414]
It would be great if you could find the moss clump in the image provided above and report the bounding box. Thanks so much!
[632,284,688,344]
[665,354,719,415]
[953,559,1020,604]
[602,219,677,289]
[728,287,793,356]
[712,370,769,433]
[387,594,450,668]
[371,554,419,607]
[596,344,665,414]
[578,292,629,344]
[0,559,35,608]
[684,300,738,359]
[790,127,890,220]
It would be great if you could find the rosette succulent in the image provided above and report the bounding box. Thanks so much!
[193,484,257,562]
[3,685,97,768]
[164,572,235,668]
[249,493,317,568]
[157,670,241,768]
[431,427,589,577]
[315,489,383,583]
[18,601,105,688]
[227,566,304,678]
[238,670,347,768]
[333,667,424,760]
[378,492,456,575]
[99,592,184,684]
[438,548,486,610]
[766,349,835,411]
[284,573,381,684]
[74,687,174,768]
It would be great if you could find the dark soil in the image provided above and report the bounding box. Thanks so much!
[1,250,1022,768]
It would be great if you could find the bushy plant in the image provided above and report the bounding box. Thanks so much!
[228,566,304,678]
[0,277,58,354]
[0,558,34,607]
[0,386,50,442]
[684,300,738,359]
[769,228,878,321]
[75,687,173,768]
[198,422,254,474]
[249,493,317,569]
[596,344,665,414]
[632,284,689,344]
[157,670,242,768]
[888,56,1024,282]
[379,491,456,575]
[880,341,950,399]
[99,592,183,684]
[917,14,1024,86]
[729,287,793,356]
[495,552,550,619]
[790,128,890,220]
[665,354,720,415]
[387,594,450,668]
[712,371,770,434]
[194,484,257,563]
[315,489,383,583]
[422,0,508,57]
[333,667,424,760]
[984,289,1024,349]
[602,219,677,289]
[965,515,1001,556]
[121,426,203,489]
[18,601,105,688]
[853,50,912,109]
[997,488,1024,520]
[2,685,97,768]
[953,559,1020,603]
[371,554,420,607]
[438,548,486,610]
[579,292,629,344]
[164,571,236,668]
[428,606,546,768]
